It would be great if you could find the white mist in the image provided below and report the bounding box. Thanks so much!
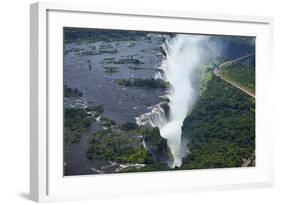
[157,34,209,168]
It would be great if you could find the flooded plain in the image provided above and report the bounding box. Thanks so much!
[64,34,166,175]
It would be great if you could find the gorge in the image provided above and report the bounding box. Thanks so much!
[137,34,218,168]
[63,28,256,175]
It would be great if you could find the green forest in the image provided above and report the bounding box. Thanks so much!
[63,28,255,175]
[64,108,92,143]
[179,74,255,169]
[220,56,255,93]
[120,72,255,172]
[64,70,255,172]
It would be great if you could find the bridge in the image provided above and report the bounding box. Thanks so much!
[213,53,255,98]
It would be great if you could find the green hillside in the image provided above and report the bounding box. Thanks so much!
[179,74,255,170]
[220,56,255,94]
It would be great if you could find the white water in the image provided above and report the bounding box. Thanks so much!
[157,35,212,168]
[136,102,168,128]
[136,34,216,168]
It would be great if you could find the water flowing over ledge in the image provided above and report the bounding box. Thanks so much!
[136,34,213,168]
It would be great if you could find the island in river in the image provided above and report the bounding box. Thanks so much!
[63,28,255,176]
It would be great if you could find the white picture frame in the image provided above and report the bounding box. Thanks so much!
[30,1,274,202]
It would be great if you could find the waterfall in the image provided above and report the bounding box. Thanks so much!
[136,34,215,168]
[136,101,168,128]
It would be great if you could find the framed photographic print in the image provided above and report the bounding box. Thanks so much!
[30,2,274,202]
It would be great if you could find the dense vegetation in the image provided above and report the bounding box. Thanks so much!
[64,27,256,175]
[98,49,118,54]
[142,127,173,164]
[64,85,83,97]
[128,66,147,70]
[86,104,104,115]
[86,123,172,172]
[64,28,148,43]
[115,78,170,89]
[103,66,120,74]
[99,116,117,127]
[112,58,144,65]
[179,75,255,170]
[86,130,147,163]
[120,122,138,131]
[64,108,92,143]
[119,127,172,173]
[220,56,255,93]
[65,72,255,171]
